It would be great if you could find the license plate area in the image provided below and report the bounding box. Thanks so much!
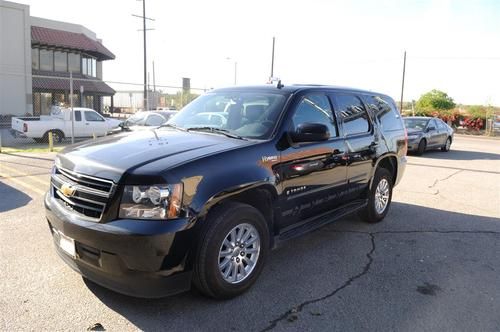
[58,232,76,259]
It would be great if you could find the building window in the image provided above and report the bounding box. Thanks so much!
[82,57,87,75]
[54,51,68,72]
[68,53,81,73]
[39,49,54,71]
[91,58,96,77]
[81,56,96,76]
[32,48,39,70]
[40,92,53,115]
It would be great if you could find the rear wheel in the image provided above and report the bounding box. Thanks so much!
[41,130,64,143]
[359,168,393,223]
[441,137,451,152]
[416,139,426,155]
[192,202,269,299]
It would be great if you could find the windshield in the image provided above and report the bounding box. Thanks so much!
[404,118,429,130]
[166,91,288,139]
[126,112,148,125]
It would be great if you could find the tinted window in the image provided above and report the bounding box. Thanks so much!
[365,95,403,131]
[68,53,80,73]
[145,114,166,126]
[75,111,81,122]
[39,49,53,71]
[335,94,370,135]
[32,48,39,70]
[85,111,104,122]
[54,51,67,72]
[291,94,338,137]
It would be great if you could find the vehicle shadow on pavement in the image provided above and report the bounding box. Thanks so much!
[0,181,32,212]
[83,202,500,331]
[409,149,500,161]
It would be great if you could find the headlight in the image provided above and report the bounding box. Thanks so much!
[407,134,420,140]
[119,184,183,220]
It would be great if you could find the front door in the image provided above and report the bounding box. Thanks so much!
[278,93,348,229]
[84,110,107,136]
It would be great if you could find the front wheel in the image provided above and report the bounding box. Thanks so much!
[192,202,269,299]
[441,137,451,152]
[359,168,393,223]
[416,139,426,155]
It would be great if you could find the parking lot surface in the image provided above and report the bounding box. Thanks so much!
[1,135,499,331]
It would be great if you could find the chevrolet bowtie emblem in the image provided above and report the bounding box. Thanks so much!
[60,183,76,197]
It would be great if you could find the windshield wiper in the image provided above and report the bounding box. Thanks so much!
[186,127,246,140]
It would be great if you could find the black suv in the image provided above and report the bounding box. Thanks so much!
[45,85,407,299]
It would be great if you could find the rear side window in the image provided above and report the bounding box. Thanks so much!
[291,93,338,138]
[365,95,403,131]
[335,94,370,136]
[74,111,81,122]
[437,119,447,129]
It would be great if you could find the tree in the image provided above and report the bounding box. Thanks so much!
[415,90,456,115]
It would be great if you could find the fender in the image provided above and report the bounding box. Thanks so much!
[368,152,399,190]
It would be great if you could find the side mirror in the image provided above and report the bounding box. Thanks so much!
[426,126,436,132]
[290,123,330,143]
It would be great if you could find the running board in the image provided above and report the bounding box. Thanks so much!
[275,199,367,246]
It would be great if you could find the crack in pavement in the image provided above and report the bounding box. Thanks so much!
[260,229,500,331]
[428,170,463,189]
[260,233,376,332]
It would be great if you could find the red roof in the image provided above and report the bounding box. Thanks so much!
[31,26,115,61]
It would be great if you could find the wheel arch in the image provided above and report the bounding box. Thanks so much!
[369,154,398,190]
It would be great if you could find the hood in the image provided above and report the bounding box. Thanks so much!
[106,118,122,128]
[57,129,252,182]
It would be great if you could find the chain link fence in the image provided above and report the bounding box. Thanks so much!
[0,71,205,152]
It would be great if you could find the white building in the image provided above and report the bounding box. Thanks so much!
[0,0,115,118]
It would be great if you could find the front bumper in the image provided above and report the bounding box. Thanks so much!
[406,139,420,151]
[45,193,194,298]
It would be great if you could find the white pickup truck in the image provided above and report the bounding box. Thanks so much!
[11,107,122,143]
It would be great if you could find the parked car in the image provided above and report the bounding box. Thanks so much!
[11,107,121,143]
[120,111,176,131]
[45,85,407,299]
[403,116,454,155]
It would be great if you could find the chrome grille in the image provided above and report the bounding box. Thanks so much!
[51,167,115,220]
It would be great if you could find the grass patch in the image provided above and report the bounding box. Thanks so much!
[0,147,64,153]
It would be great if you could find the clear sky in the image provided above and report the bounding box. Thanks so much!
[17,0,500,105]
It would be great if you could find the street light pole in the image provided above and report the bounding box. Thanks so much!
[234,61,237,85]
[142,0,147,111]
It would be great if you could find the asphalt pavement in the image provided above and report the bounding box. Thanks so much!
[0,135,499,331]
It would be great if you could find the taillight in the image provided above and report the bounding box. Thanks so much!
[23,123,28,132]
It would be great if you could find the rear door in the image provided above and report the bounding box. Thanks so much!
[330,92,377,196]
[435,119,448,145]
[71,110,86,137]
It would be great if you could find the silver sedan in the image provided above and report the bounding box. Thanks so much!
[403,117,454,155]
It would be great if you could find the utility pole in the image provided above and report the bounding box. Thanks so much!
[132,0,155,111]
[234,61,237,85]
[400,50,406,112]
[270,36,275,80]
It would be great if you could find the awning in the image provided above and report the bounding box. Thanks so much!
[32,76,115,95]
[31,26,115,61]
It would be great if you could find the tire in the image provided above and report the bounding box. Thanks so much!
[359,168,393,223]
[441,137,451,152]
[416,139,426,156]
[42,130,64,143]
[192,202,269,299]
